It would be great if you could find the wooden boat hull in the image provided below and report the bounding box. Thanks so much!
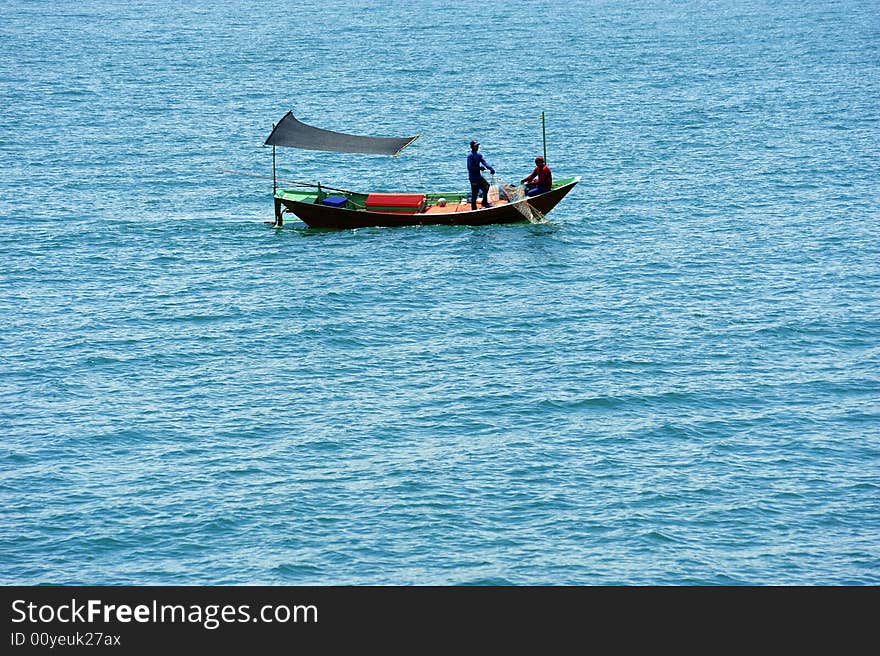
[278,177,579,229]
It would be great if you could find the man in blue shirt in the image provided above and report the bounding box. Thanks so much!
[467,140,495,210]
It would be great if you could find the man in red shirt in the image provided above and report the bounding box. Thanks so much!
[521,156,552,196]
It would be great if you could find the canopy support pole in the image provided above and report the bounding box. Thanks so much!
[272,137,283,227]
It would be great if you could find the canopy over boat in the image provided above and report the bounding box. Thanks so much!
[264,111,420,156]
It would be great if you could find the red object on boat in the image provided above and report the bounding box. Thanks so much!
[365,193,425,211]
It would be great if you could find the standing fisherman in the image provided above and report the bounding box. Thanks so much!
[467,140,495,210]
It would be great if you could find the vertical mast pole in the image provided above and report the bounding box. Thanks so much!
[541,111,547,164]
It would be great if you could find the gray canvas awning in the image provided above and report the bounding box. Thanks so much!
[265,111,420,156]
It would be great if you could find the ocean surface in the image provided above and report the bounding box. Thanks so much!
[1,0,878,585]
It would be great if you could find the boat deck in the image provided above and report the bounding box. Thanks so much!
[422,199,511,214]
[275,191,514,214]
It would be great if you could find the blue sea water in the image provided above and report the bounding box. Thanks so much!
[1,0,878,585]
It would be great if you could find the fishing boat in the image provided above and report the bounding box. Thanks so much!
[264,111,579,229]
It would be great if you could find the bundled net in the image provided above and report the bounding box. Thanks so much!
[488,174,546,223]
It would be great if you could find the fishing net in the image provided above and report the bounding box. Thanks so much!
[488,174,546,223]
